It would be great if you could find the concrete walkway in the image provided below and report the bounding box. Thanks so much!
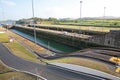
[48,62,120,80]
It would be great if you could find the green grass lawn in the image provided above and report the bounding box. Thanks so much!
[39,19,120,27]
[57,19,120,27]
[37,19,120,32]
[0,34,9,43]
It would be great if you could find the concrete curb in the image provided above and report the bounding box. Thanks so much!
[48,63,120,80]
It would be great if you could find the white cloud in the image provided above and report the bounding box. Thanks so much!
[1,0,16,6]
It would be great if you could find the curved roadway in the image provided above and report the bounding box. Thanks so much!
[0,43,103,80]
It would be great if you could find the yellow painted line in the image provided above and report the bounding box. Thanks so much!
[109,57,120,64]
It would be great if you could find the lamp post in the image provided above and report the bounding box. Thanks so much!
[79,1,83,34]
[102,7,106,32]
[103,7,106,24]
[104,7,106,19]
[32,0,37,46]
[80,1,83,20]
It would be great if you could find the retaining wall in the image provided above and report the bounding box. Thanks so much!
[89,30,120,48]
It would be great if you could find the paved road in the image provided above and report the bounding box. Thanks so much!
[0,43,104,80]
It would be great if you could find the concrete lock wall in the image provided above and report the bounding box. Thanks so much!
[13,26,120,49]
[13,26,103,49]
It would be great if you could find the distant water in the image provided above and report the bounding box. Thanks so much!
[11,29,79,53]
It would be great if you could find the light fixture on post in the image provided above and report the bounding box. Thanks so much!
[32,0,37,47]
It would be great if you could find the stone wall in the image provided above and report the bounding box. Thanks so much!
[89,30,120,48]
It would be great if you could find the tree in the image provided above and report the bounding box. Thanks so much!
[48,17,57,21]
[16,20,26,25]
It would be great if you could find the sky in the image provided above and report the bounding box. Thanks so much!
[0,0,120,21]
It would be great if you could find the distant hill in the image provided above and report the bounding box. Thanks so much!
[77,16,120,20]
[0,20,16,25]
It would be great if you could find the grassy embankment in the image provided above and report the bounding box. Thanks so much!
[0,62,11,73]
[0,31,39,63]
[0,62,37,80]
[0,72,37,80]
[6,30,51,56]
[6,41,38,62]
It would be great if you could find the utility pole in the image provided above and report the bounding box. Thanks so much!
[32,0,37,47]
